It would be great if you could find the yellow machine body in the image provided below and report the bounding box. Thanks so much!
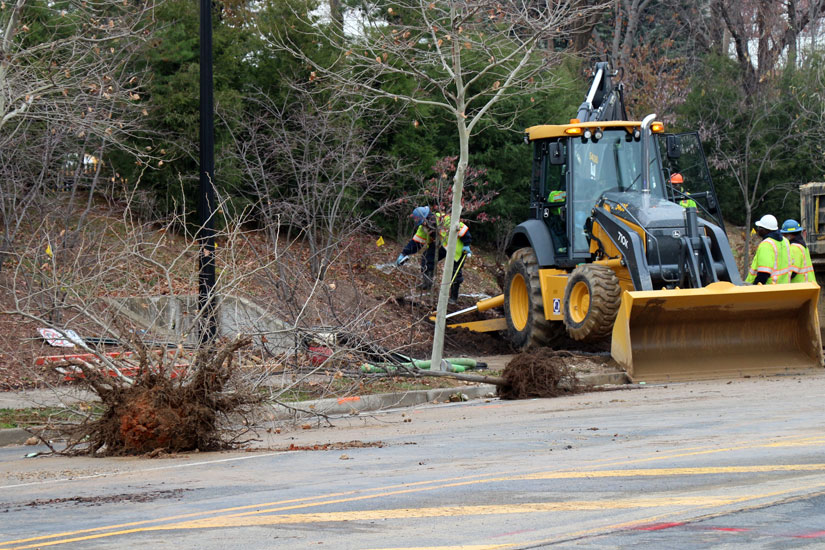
[611,282,823,382]
[453,64,825,383]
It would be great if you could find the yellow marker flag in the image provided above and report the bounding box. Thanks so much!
[376,236,385,247]
[750,228,757,236]
[45,244,53,258]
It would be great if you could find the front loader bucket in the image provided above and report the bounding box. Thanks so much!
[612,282,823,382]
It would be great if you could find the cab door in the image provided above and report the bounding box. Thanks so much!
[658,132,725,230]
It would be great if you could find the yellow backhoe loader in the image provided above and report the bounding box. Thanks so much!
[450,62,822,382]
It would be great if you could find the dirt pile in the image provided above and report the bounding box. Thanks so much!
[56,336,259,456]
[497,349,586,400]
[115,388,213,453]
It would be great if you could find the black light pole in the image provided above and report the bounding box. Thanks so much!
[198,0,217,344]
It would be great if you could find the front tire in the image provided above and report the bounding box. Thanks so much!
[504,248,566,350]
[563,264,622,341]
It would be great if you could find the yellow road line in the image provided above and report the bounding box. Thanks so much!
[364,483,825,550]
[591,435,825,468]
[517,463,825,480]
[3,438,825,549]
[0,470,509,547]
[3,496,749,549]
[98,463,825,530]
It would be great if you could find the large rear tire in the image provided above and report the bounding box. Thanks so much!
[504,248,566,350]
[563,264,622,341]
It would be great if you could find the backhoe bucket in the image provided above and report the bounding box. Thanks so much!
[612,282,823,382]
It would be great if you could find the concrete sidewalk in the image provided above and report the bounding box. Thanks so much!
[0,356,629,447]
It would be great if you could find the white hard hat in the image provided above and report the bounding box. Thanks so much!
[755,214,778,231]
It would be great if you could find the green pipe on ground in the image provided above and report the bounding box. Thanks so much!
[359,360,470,373]
[408,358,479,369]
[359,363,395,373]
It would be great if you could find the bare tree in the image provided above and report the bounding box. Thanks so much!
[1,185,464,451]
[659,0,825,268]
[0,0,158,271]
[608,0,652,67]
[667,0,825,95]
[567,0,607,52]
[268,0,608,371]
[0,196,292,453]
[697,84,806,268]
[224,85,406,279]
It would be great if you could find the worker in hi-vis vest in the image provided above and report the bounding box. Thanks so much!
[745,214,791,284]
[781,218,814,283]
[396,206,472,304]
[669,173,696,208]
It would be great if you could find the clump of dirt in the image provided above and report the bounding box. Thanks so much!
[22,489,188,509]
[115,388,214,453]
[497,349,584,400]
[61,336,259,456]
[285,440,385,451]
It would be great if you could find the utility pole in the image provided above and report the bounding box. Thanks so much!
[198,0,217,344]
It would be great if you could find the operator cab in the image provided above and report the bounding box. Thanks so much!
[531,125,669,265]
[567,128,667,258]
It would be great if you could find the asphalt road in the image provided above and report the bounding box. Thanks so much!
[2,371,825,549]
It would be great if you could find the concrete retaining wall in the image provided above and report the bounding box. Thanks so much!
[105,295,295,353]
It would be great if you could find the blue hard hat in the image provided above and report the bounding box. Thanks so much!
[411,206,430,225]
[781,219,803,233]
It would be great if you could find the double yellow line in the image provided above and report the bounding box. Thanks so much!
[3,434,825,549]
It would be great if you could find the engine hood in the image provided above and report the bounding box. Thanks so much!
[598,191,685,229]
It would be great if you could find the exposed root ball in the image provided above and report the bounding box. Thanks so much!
[116,389,212,453]
[497,349,582,400]
[66,335,257,456]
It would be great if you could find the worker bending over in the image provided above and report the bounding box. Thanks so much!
[745,214,791,285]
[781,219,814,283]
[396,206,472,304]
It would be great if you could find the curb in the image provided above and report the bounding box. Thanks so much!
[0,371,629,446]
[269,384,500,421]
[0,428,34,447]
[267,370,629,421]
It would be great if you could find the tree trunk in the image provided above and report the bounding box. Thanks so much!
[610,0,622,63]
[430,117,469,372]
[329,0,343,34]
[743,207,752,278]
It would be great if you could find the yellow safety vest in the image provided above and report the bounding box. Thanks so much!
[745,236,791,284]
[548,190,566,216]
[789,242,814,283]
[412,213,469,262]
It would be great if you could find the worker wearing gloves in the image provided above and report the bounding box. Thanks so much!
[781,219,814,283]
[745,214,791,284]
[396,206,472,304]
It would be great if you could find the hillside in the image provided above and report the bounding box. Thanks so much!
[0,208,514,391]
[0,199,755,392]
